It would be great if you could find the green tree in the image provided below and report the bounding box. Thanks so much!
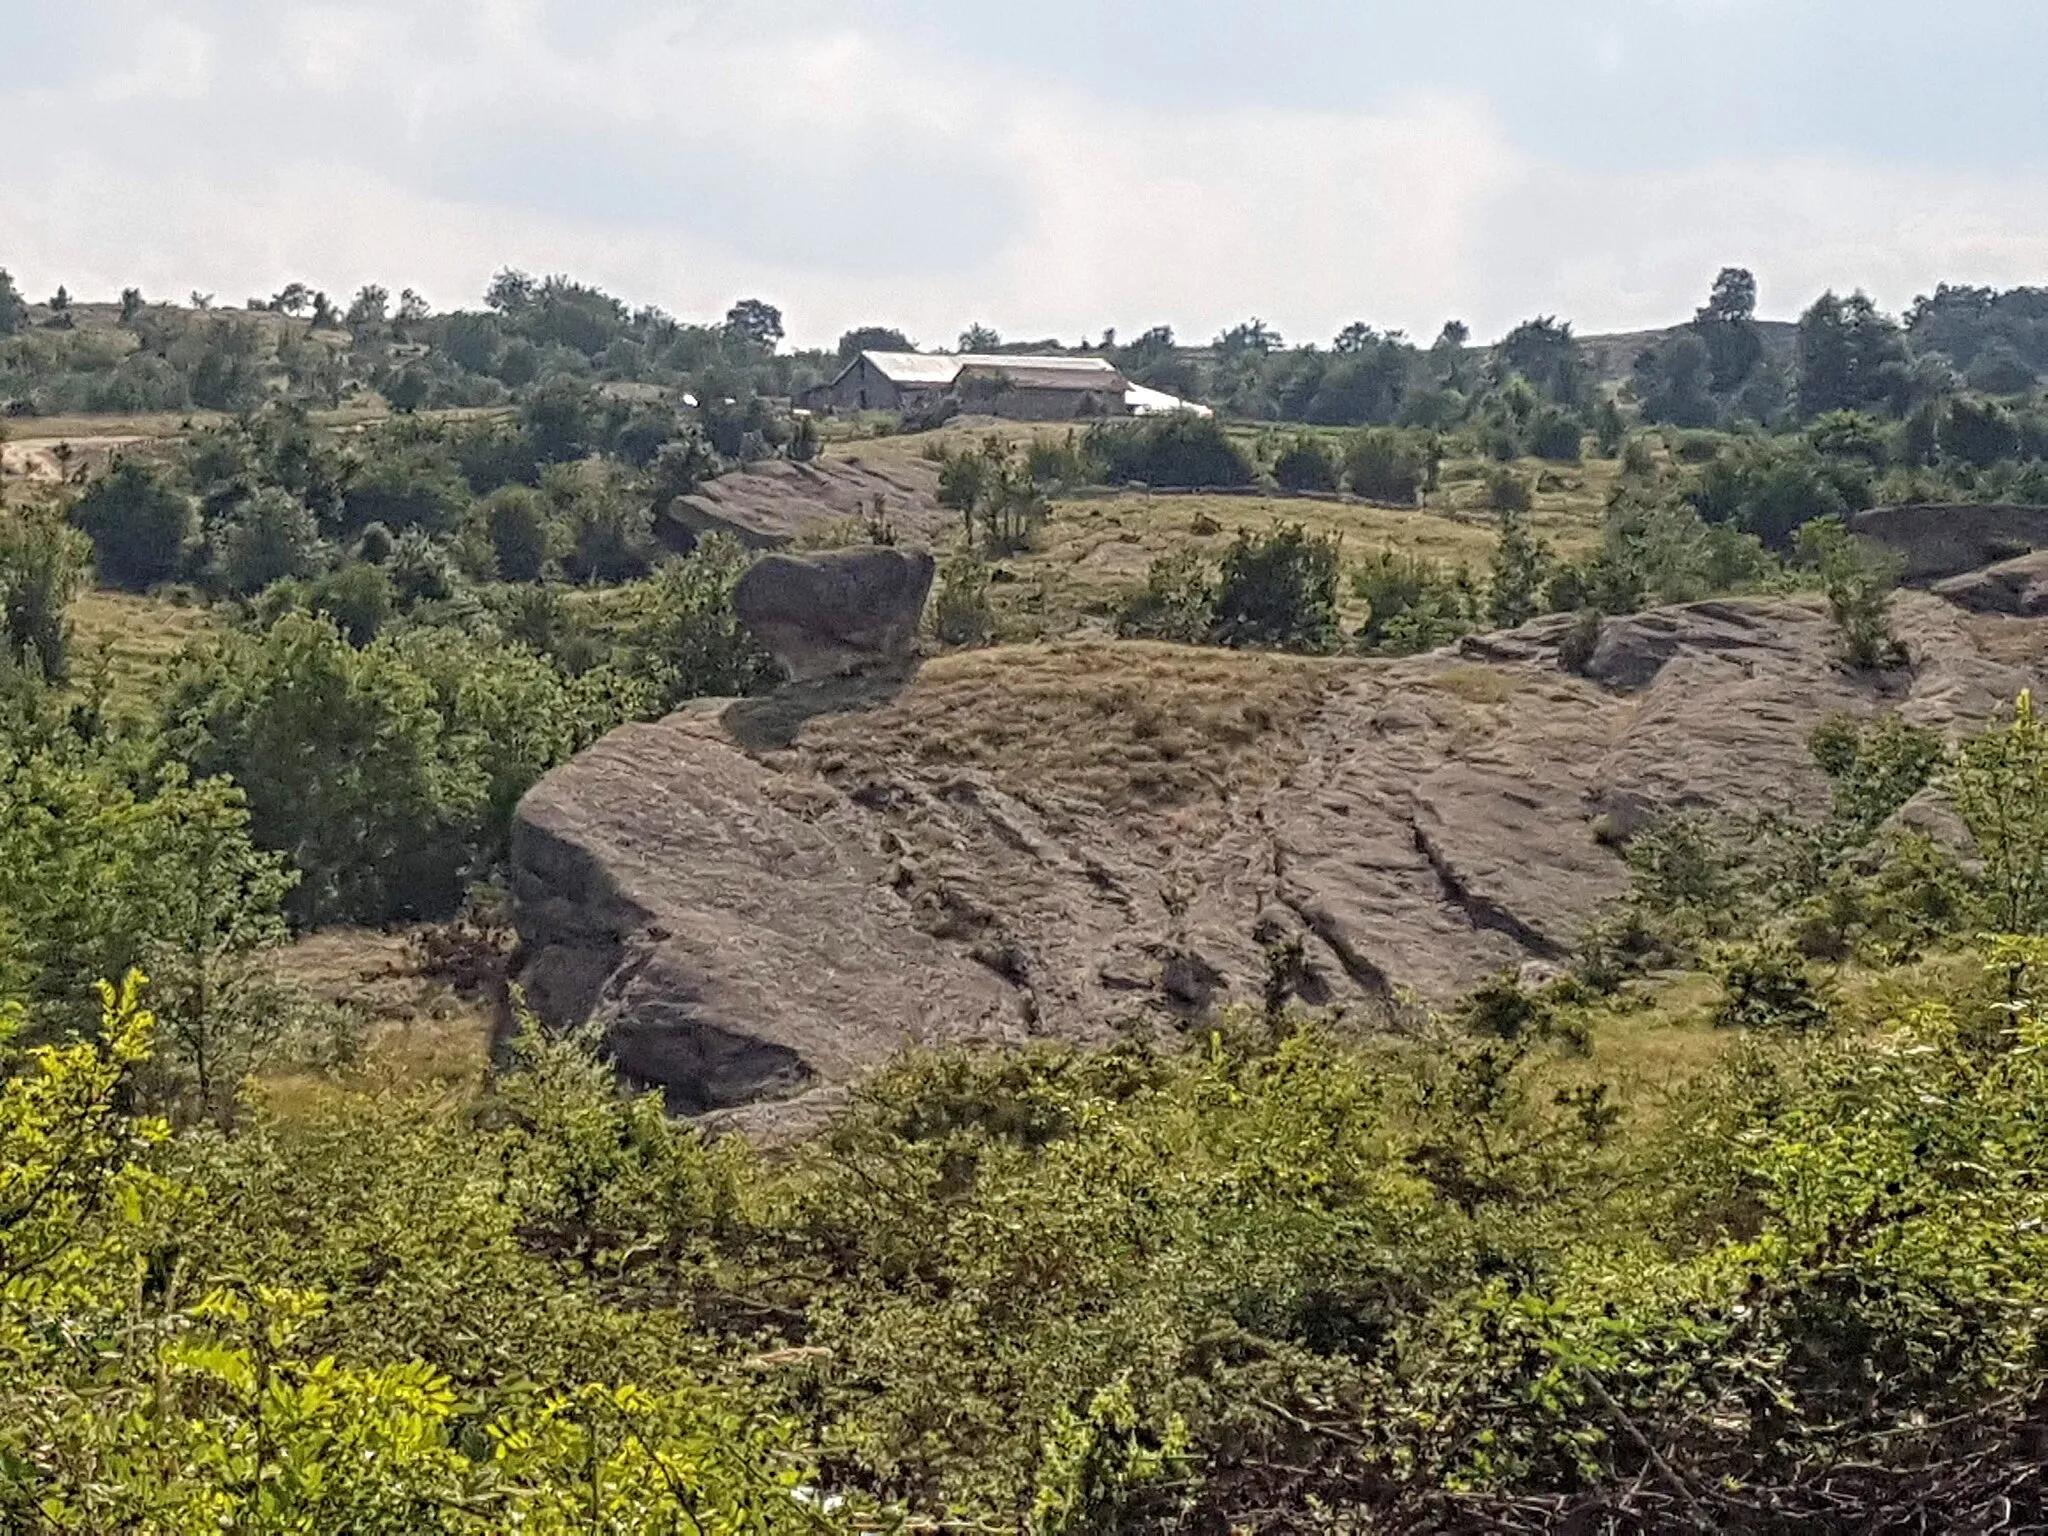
[70,459,196,590]
[0,269,26,336]
[117,287,144,325]
[959,322,1003,353]
[619,534,778,707]
[1951,691,2048,933]
[213,488,322,596]
[0,514,87,680]
[165,614,487,924]
[837,325,914,361]
[1795,290,1913,419]
[1488,507,1551,628]
[482,486,554,582]
[1694,266,1764,393]
[722,298,785,353]
[1795,514,1906,670]
[1495,316,1588,404]
[1210,524,1342,653]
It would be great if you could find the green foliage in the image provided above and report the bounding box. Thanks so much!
[1487,508,1551,628]
[70,459,198,591]
[1951,690,2048,934]
[1115,549,1215,645]
[213,487,324,597]
[1688,436,1869,547]
[617,533,778,707]
[1270,433,1339,492]
[1352,548,1474,654]
[930,551,994,648]
[1795,514,1907,670]
[0,513,88,680]
[481,485,553,582]
[1085,415,1254,488]
[1795,289,1914,418]
[1210,524,1342,653]
[0,268,26,336]
[1709,935,1835,1030]
[1342,426,1433,503]
[935,438,1053,556]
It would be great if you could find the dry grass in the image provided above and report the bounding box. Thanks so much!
[261,929,495,1113]
[801,641,1354,812]
[71,589,215,709]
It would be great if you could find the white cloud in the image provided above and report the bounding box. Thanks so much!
[8,1,2048,347]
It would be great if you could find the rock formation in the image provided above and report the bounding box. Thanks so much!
[1854,503,2048,582]
[507,592,2048,1129]
[733,545,935,683]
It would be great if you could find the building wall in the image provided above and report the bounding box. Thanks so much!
[988,387,1129,421]
[820,357,905,413]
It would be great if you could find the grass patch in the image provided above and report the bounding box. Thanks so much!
[801,641,1352,812]
[71,588,214,709]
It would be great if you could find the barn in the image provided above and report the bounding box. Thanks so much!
[806,350,1209,421]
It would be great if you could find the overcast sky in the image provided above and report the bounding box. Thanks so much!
[5,0,2048,348]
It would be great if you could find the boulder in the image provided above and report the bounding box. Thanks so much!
[1853,503,2048,582]
[1933,550,2048,616]
[734,546,935,683]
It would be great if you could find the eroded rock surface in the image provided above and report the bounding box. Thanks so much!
[508,593,2048,1126]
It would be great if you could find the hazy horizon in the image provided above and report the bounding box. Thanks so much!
[6,0,2048,349]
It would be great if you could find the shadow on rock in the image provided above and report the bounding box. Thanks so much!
[720,664,922,752]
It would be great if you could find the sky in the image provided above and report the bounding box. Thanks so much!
[5,0,2048,349]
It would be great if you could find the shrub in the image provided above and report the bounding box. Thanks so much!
[0,513,88,680]
[212,487,323,596]
[1210,524,1342,653]
[481,486,553,582]
[1117,550,1215,644]
[1486,468,1532,512]
[1342,427,1432,503]
[1795,515,1907,670]
[618,533,778,707]
[1271,435,1339,493]
[307,561,394,645]
[69,459,197,590]
[1487,508,1550,628]
[1352,549,1473,655]
[1709,935,1834,1031]
[1085,416,1254,488]
[931,551,995,647]
[1526,406,1584,462]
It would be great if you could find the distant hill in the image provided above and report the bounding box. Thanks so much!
[1577,319,1799,385]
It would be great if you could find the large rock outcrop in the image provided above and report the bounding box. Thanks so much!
[734,546,936,683]
[1933,550,2048,616]
[1854,503,2048,582]
[507,593,2048,1127]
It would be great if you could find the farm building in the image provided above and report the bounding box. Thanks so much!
[806,351,1209,420]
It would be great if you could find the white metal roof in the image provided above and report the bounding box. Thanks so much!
[1125,383,1214,418]
[858,350,1124,386]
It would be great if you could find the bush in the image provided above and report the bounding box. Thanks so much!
[1116,549,1215,644]
[1352,549,1473,655]
[1710,935,1835,1030]
[0,513,88,680]
[1526,406,1584,462]
[307,561,393,645]
[616,533,776,707]
[69,459,196,590]
[1271,435,1339,493]
[1085,416,1254,488]
[1795,515,1907,669]
[1210,524,1342,653]
[1487,508,1550,628]
[1486,468,1531,512]
[931,551,994,647]
[481,485,553,582]
[1342,427,1432,503]
[212,488,323,596]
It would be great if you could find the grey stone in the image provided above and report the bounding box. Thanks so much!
[733,546,936,683]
